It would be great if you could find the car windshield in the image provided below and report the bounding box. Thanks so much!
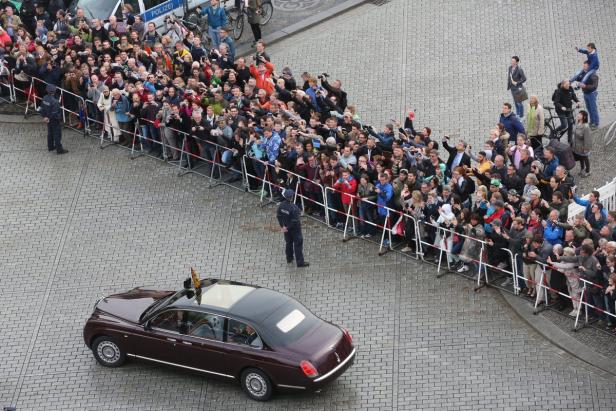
[140,290,186,322]
[70,0,116,20]
[260,300,320,348]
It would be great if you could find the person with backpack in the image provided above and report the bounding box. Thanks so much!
[571,110,592,177]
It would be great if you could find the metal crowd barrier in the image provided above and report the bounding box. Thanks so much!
[0,68,15,104]
[527,260,616,331]
[2,71,614,336]
[242,155,329,222]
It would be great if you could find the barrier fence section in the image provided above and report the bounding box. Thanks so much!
[323,186,405,255]
[2,72,614,334]
[0,68,15,104]
[529,260,616,331]
[243,155,329,224]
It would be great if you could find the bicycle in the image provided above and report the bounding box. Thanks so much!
[603,103,616,147]
[542,105,576,145]
[226,0,274,41]
[181,10,212,48]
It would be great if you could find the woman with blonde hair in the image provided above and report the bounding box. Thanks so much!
[526,95,545,150]
[472,185,489,218]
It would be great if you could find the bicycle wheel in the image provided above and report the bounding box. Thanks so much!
[260,1,273,25]
[604,121,616,147]
[543,123,556,142]
[228,8,244,40]
[185,11,201,28]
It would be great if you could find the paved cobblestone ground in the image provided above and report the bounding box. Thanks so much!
[3,1,616,409]
[2,124,616,410]
[266,0,616,151]
[229,0,351,48]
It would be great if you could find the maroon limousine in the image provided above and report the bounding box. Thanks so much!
[83,275,355,401]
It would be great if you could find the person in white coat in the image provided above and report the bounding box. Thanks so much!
[97,86,120,142]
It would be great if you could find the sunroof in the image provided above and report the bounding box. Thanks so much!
[196,283,255,309]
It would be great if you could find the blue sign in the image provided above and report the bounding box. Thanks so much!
[141,0,184,22]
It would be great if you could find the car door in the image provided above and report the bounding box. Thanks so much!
[219,318,271,378]
[132,308,187,365]
[174,311,236,379]
[141,0,182,29]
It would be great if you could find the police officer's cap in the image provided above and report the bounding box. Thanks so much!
[46,84,57,94]
[283,189,295,200]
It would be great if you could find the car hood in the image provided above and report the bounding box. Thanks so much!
[96,287,174,323]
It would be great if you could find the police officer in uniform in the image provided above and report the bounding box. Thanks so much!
[277,189,309,267]
[40,84,68,154]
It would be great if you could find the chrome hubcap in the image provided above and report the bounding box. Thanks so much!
[246,373,267,397]
[97,341,120,364]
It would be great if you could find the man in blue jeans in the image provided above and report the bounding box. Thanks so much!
[574,61,600,128]
[200,0,228,50]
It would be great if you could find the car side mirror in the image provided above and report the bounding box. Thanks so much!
[144,320,152,331]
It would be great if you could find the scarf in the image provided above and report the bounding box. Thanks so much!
[527,105,537,134]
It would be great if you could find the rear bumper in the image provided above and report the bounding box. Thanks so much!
[313,347,356,384]
[277,348,356,392]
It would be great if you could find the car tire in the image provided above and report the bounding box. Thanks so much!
[241,368,272,401]
[92,336,126,368]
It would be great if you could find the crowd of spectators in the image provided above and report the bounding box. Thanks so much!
[0,1,614,329]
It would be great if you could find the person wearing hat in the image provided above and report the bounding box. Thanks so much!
[276,189,309,267]
[39,84,67,154]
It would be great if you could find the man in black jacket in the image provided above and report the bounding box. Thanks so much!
[443,136,471,176]
[355,135,382,163]
[552,80,579,144]
[39,84,68,154]
[320,74,347,111]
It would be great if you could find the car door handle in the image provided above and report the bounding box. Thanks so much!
[166,338,177,343]
[181,341,192,346]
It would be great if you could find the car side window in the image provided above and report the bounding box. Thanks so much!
[187,311,225,342]
[149,309,185,333]
[227,319,263,349]
[142,0,166,11]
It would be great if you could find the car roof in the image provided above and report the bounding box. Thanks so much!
[169,279,292,324]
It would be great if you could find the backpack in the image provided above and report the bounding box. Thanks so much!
[547,139,575,170]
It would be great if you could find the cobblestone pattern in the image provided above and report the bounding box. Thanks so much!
[266,0,616,150]
[2,121,616,410]
[3,0,616,408]
[233,0,349,48]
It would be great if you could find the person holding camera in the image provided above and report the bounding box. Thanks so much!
[243,0,263,43]
[320,73,347,112]
[249,54,275,95]
[442,135,471,176]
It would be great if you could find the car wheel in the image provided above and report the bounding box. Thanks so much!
[241,368,272,401]
[92,336,126,367]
